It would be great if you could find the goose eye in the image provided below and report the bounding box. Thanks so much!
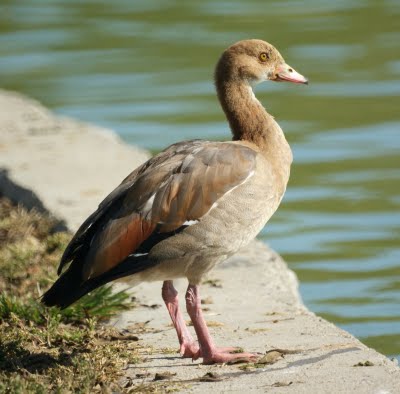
[259,52,269,62]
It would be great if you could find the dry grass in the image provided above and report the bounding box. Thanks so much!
[0,197,144,393]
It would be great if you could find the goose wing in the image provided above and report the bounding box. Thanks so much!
[59,140,257,281]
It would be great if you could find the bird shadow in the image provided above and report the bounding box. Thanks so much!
[272,347,360,371]
[229,346,361,378]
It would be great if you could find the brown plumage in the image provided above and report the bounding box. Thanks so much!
[42,39,307,364]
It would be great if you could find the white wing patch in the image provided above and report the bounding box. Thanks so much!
[183,220,199,226]
[143,193,156,212]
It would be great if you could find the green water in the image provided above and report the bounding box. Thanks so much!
[1,1,399,360]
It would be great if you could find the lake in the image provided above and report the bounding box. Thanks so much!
[1,0,399,360]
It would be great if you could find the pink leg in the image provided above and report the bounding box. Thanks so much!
[185,284,259,365]
[161,281,200,359]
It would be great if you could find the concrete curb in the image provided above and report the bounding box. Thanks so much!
[0,89,150,230]
[1,89,399,393]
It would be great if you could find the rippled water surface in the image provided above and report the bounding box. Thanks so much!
[1,0,399,360]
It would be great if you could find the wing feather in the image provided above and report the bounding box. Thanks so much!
[59,141,257,281]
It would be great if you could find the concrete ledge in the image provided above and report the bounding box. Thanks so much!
[0,90,149,230]
[1,89,399,393]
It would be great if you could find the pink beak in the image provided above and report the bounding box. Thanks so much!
[274,63,308,85]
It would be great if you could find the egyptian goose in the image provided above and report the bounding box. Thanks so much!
[42,39,307,364]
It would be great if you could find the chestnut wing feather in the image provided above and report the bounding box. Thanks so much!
[59,140,257,281]
[57,140,196,274]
